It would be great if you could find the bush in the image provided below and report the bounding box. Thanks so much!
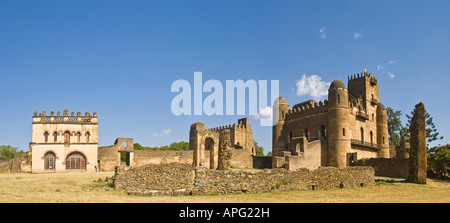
[428,144,450,178]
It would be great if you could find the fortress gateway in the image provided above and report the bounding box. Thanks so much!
[272,71,390,170]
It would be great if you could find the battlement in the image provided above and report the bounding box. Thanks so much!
[285,100,329,120]
[32,110,98,124]
[206,122,248,132]
[348,71,377,85]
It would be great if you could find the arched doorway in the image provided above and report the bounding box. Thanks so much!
[65,152,87,171]
[205,137,217,169]
[44,152,55,171]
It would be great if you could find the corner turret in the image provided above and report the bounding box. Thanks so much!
[376,102,390,158]
[327,80,351,167]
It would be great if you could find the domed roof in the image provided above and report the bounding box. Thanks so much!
[329,79,346,89]
[274,96,287,105]
[377,102,386,110]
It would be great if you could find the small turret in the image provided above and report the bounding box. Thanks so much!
[272,97,290,157]
[376,102,390,158]
[327,79,350,167]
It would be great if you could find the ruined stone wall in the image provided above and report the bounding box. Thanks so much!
[133,150,194,166]
[113,163,376,196]
[97,138,134,171]
[113,163,195,195]
[353,158,409,178]
[408,102,427,184]
[0,152,32,173]
[252,156,272,169]
[286,139,325,170]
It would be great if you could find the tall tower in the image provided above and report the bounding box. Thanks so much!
[272,96,290,157]
[327,80,351,167]
[348,71,379,121]
[376,103,390,158]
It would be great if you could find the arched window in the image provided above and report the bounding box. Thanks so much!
[77,132,81,143]
[372,113,375,121]
[64,131,70,145]
[370,131,373,145]
[44,152,55,170]
[343,128,346,136]
[86,132,90,143]
[65,152,86,170]
[338,94,340,104]
[360,127,364,142]
[53,132,58,142]
[44,132,49,142]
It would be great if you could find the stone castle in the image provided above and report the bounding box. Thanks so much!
[272,71,389,170]
[1,70,426,187]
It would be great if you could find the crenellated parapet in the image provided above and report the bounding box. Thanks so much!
[32,109,98,124]
[285,100,329,120]
[348,72,377,86]
[206,122,249,132]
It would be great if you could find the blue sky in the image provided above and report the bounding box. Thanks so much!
[0,0,449,153]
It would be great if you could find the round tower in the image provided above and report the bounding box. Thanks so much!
[376,102,390,158]
[272,96,290,157]
[327,80,351,168]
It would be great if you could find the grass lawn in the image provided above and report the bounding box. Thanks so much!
[0,171,449,203]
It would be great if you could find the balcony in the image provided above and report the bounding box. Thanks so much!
[351,139,380,149]
[370,98,378,105]
[356,111,369,120]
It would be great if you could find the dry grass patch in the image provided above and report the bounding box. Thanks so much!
[0,172,449,203]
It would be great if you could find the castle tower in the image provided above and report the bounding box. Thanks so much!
[348,71,379,126]
[272,96,290,157]
[327,80,351,167]
[376,103,390,158]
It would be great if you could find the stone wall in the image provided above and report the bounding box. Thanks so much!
[133,150,193,166]
[113,163,376,196]
[252,156,272,169]
[0,152,32,174]
[353,158,409,178]
[113,163,195,195]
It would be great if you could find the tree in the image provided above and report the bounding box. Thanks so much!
[0,145,22,161]
[406,108,444,147]
[253,140,265,156]
[386,107,403,145]
[133,141,189,151]
[133,143,145,150]
[427,144,450,178]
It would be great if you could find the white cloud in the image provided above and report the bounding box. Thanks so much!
[352,31,363,40]
[296,73,330,101]
[387,71,395,79]
[377,60,397,79]
[319,26,327,39]
[253,106,272,120]
[153,128,172,137]
[377,65,384,71]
